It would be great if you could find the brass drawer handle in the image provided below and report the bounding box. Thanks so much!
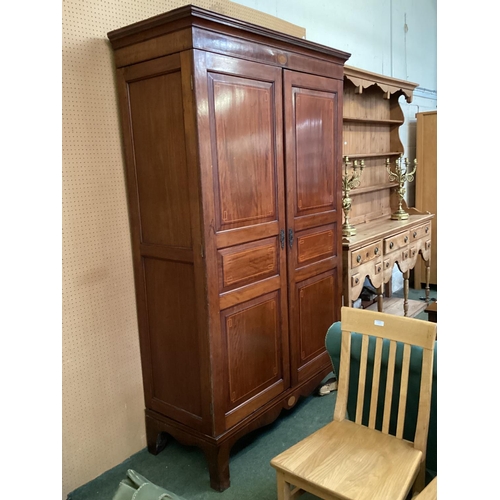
[357,255,361,263]
[385,262,390,268]
[413,231,417,238]
[374,247,379,255]
[355,277,359,284]
[425,226,429,233]
[404,236,408,243]
[389,242,394,249]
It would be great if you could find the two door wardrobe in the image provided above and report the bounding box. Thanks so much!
[107,5,350,491]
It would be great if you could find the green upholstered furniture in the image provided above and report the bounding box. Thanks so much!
[325,321,437,480]
[112,470,188,500]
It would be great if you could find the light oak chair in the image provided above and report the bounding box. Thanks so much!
[270,306,437,500]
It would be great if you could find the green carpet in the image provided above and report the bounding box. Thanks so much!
[67,374,337,500]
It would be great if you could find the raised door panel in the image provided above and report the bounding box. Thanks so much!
[211,75,276,231]
[204,58,282,236]
[194,50,285,249]
[217,237,279,294]
[284,70,343,384]
[128,68,192,248]
[294,271,339,383]
[221,292,286,429]
[144,258,202,423]
[193,50,289,433]
[293,91,335,218]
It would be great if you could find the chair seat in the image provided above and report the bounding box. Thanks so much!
[271,419,423,500]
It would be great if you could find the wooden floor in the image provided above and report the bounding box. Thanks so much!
[366,297,428,318]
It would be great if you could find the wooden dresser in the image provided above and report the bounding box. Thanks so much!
[107,5,349,491]
[343,213,433,316]
[341,67,434,316]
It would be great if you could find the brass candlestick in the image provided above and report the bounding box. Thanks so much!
[342,156,365,236]
[386,155,417,220]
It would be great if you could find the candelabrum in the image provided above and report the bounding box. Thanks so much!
[386,155,417,220]
[342,156,365,236]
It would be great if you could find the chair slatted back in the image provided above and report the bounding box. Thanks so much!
[334,307,436,454]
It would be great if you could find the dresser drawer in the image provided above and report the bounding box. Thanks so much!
[384,231,409,254]
[351,240,382,268]
[351,273,362,287]
[410,223,431,242]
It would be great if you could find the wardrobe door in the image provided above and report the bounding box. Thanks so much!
[283,70,343,385]
[193,50,289,433]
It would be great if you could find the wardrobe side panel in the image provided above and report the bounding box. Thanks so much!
[118,55,205,430]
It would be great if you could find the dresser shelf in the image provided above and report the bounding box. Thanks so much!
[365,297,428,318]
[351,182,398,196]
[342,66,418,227]
[343,117,404,125]
[345,151,403,160]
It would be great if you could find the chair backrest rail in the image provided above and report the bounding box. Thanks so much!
[355,334,370,424]
[382,340,397,433]
[368,336,383,429]
[413,347,434,456]
[341,306,436,349]
[333,329,351,422]
[396,343,412,438]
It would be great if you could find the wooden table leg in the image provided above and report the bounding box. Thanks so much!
[276,471,292,500]
[377,285,384,312]
[425,259,431,303]
[403,270,410,316]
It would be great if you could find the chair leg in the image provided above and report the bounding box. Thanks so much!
[412,464,426,494]
[276,471,292,500]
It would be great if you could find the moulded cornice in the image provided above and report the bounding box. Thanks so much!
[107,4,351,62]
